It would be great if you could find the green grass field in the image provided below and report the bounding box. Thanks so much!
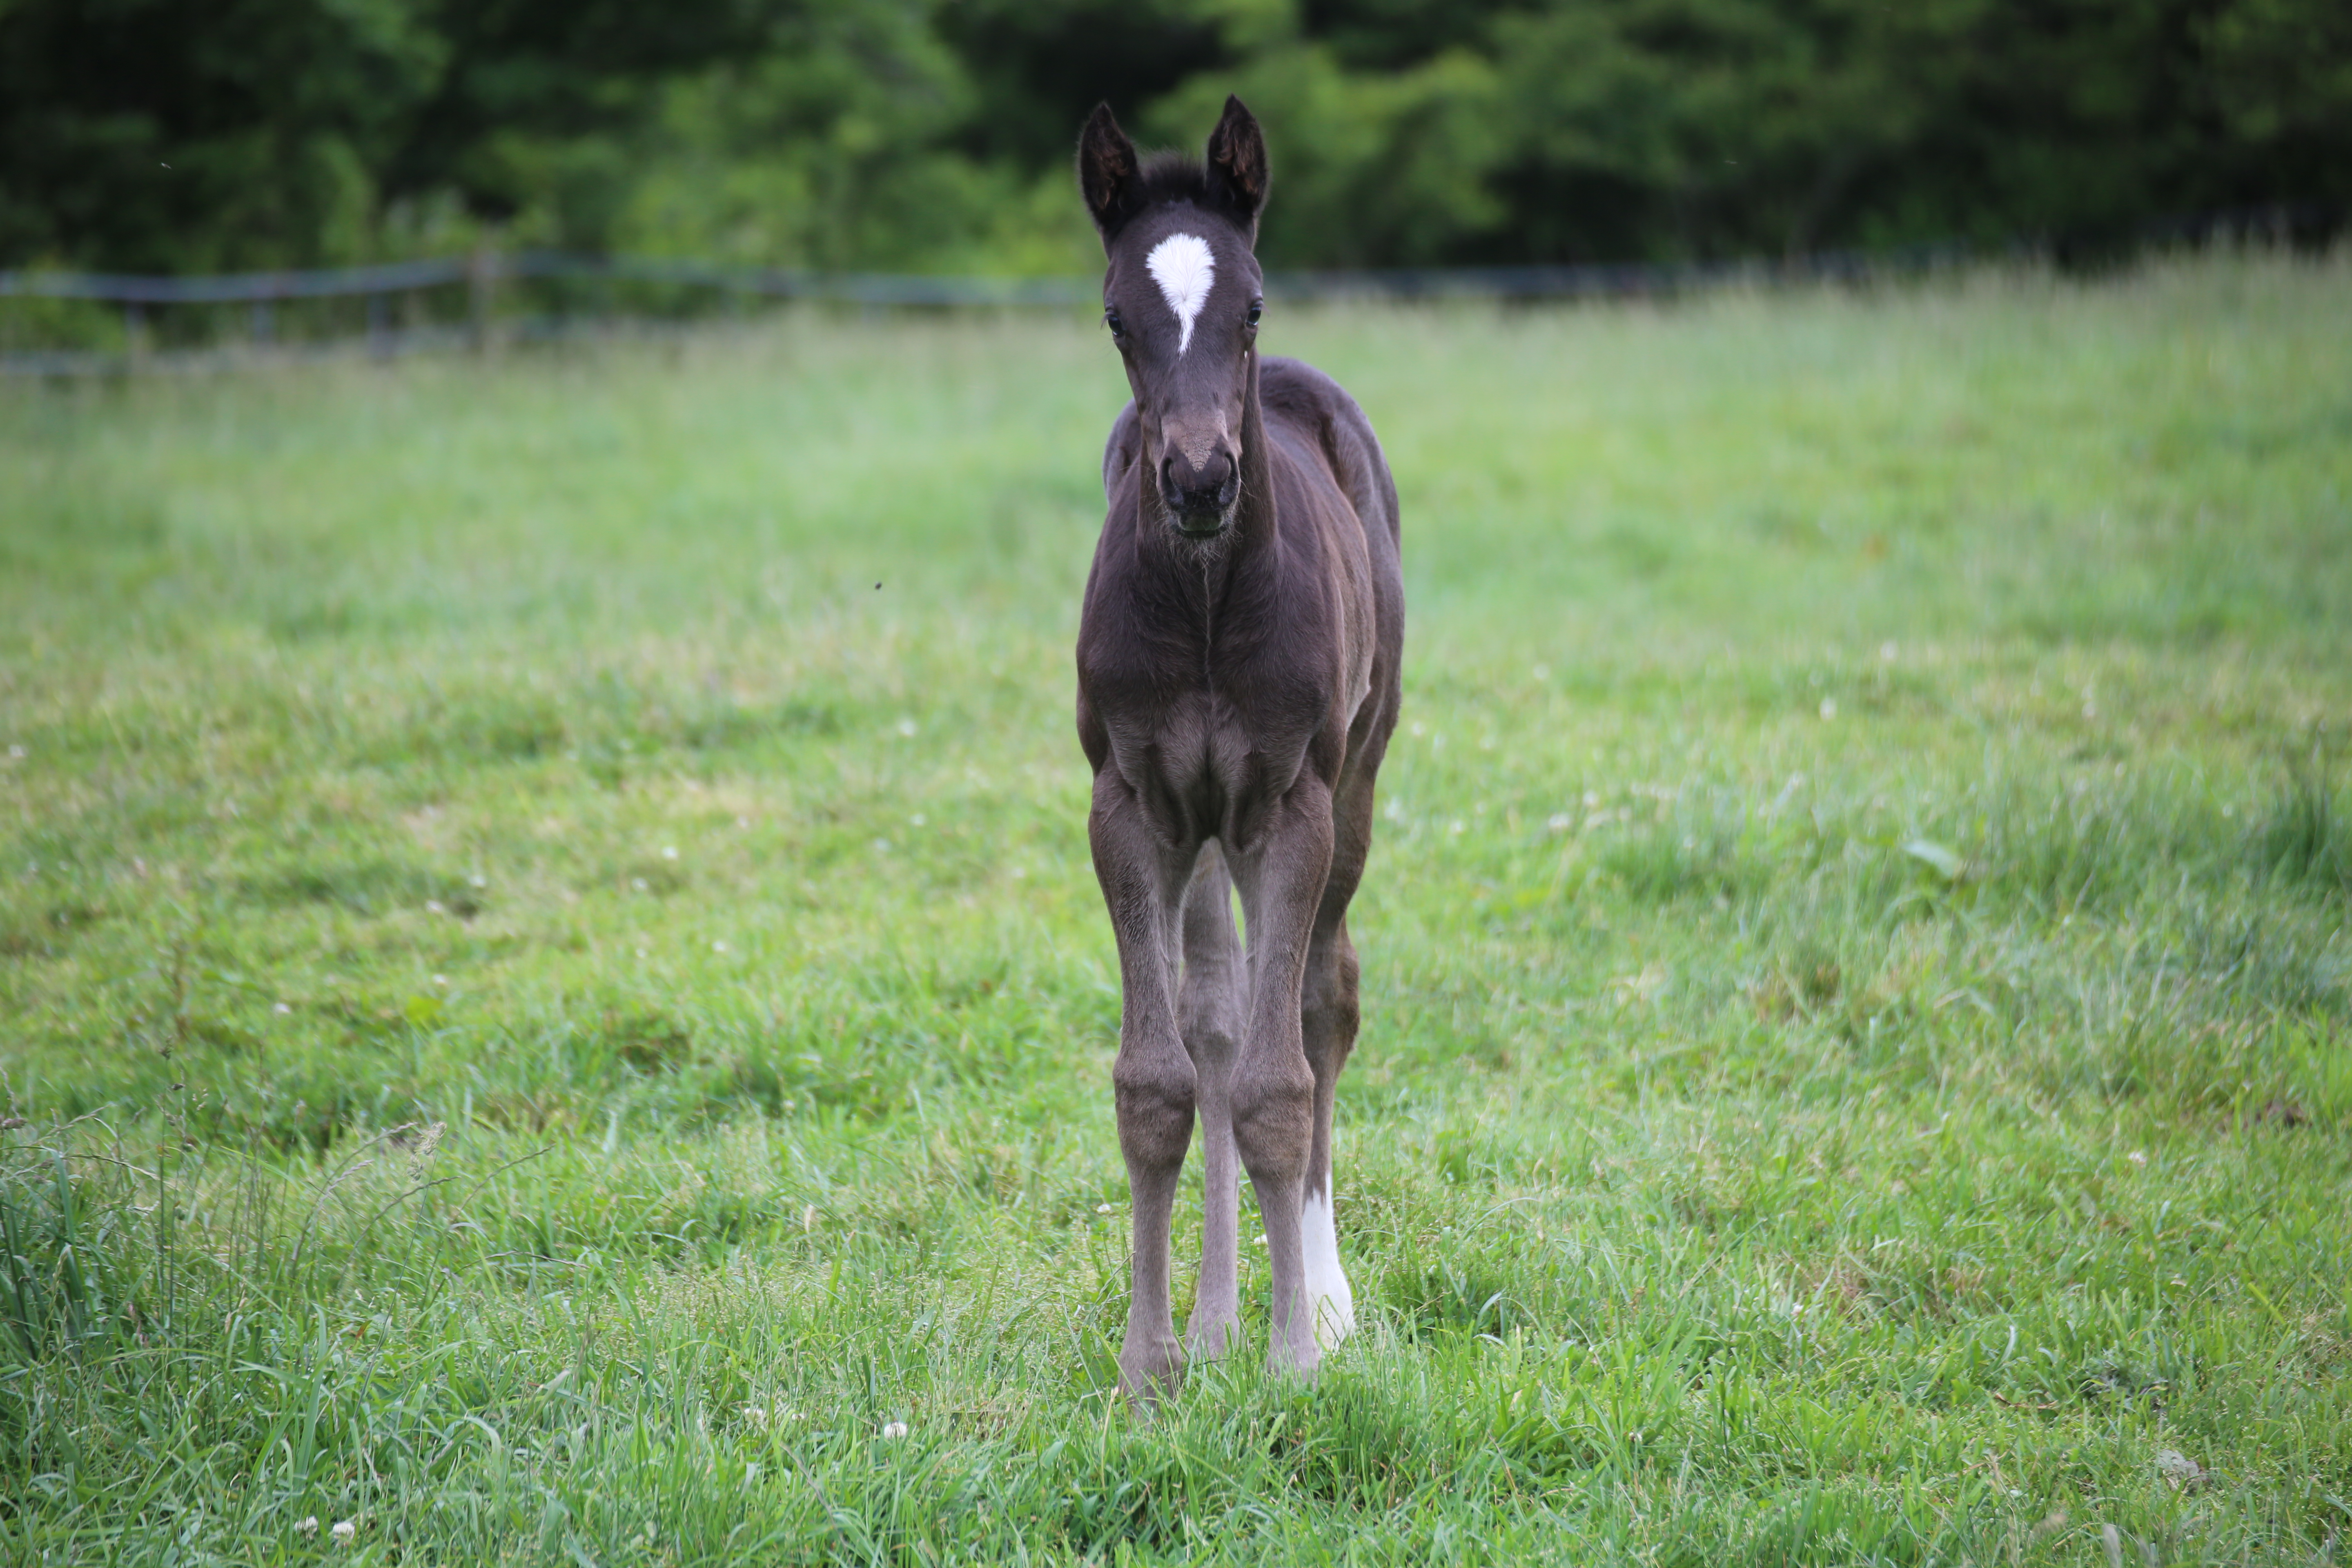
[3,254,2350,1565]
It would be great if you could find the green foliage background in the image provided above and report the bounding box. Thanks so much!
[3,0,2349,276]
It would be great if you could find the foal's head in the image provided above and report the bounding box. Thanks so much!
[1078,96,1270,540]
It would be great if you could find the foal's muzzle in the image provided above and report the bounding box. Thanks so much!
[1160,449,1239,533]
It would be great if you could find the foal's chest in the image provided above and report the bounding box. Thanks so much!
[1098,635,1350,845]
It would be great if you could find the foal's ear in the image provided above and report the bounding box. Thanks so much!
[1077,102,1142,242]
[1204,95,1270,234]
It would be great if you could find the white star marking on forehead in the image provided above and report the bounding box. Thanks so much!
[1146,232,1216,356]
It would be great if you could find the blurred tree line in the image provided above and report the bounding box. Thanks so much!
[2,0,2345,275]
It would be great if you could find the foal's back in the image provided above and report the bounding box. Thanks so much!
[1258,356,1402,555]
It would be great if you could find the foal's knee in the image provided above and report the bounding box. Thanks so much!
[1301,941,1361,1066]
[1114,1054,1197,1169]
[1301,975,1359,1048]
[1229,1058,1314,1176]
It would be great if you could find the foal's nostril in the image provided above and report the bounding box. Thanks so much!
[1161,448,1235,518]
[1157,456,1188,513]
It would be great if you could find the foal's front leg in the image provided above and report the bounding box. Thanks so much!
[1088,780,1196,1400]
[1228,782,1337,1379]
[1178,842,1245,1363]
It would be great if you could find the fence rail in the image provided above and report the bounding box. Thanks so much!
[3,245,1965,377]
[0,252,1111,310]
[5,200,2328,376]
[2,244,1965,309]
[2,255,474,305]
[0,228,2248,377]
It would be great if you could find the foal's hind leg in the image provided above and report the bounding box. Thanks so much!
[1178,841,1245,1361]
[1297,754,1385,1348]
[1298,915,1361,1347]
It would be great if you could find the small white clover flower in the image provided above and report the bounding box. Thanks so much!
[881,1421,909,1439]
[332,1518,356,1545]
[296,1516,319,1537]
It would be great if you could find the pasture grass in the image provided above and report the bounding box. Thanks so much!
[2,252,2350,1564]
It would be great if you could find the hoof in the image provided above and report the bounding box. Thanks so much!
[1265,1338,1322,1383]
[1118,1340,1185,1408]
[1186,1313,1241,1363]
[1265,1351,1321,1383]
[1311,1290,1356,1350]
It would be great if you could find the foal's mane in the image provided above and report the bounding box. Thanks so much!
[1113,150,1260,235]
[1129,151,1216,212]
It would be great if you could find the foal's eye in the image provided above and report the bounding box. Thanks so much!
[1246,299,1263,328]
[1104,308,1125,340]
